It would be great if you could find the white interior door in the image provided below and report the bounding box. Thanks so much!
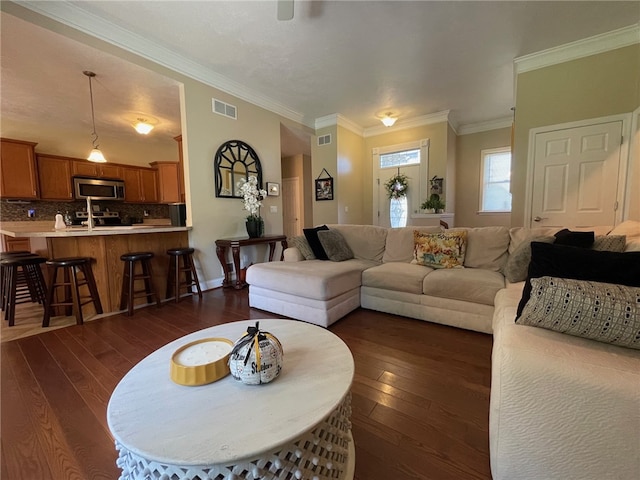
[376,165,420,227]
[282,177,300,239]
[530,121,622,228]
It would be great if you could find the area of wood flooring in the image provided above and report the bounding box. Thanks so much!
[1,288,493,480]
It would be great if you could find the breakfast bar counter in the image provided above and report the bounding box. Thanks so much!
[1,222,191,314]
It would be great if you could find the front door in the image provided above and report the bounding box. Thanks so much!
[530,121,622,228]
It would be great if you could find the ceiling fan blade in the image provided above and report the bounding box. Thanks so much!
[277,0,294,21]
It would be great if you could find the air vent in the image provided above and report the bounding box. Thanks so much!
[212,98,237,120]
[318,134,332,146]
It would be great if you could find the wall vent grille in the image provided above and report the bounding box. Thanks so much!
[212,98,237,120]
[318,134,332,146]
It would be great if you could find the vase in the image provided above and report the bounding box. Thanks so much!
[246,217,264,238]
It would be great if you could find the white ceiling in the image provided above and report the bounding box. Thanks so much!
[2,1,639,154]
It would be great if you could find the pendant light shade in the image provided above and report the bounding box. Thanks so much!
[84,70,107,163]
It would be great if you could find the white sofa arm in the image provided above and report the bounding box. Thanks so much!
[283,247,304,262]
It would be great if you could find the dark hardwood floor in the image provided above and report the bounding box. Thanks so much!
[1,288,493,480]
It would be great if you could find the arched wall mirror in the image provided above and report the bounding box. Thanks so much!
[214,140,263,198]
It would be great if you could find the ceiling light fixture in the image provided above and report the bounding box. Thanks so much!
[380,113,398,127]
[83,70,107,163]
[133,118,154,135]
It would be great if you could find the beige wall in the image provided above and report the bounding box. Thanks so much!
[512,44,640,226]
[337,126,366,224]
[629,108,640,220]
[363,122,450,223]
[311,125,339,225]
[455,127,512,227]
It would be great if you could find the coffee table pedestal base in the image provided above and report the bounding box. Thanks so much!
[115,394,354,480]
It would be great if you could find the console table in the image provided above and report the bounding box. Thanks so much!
[215,234,287,289]
[107,319,355,480]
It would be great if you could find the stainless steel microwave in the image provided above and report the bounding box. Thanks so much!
[73,177,126,201]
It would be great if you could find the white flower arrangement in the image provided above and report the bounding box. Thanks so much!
[238,175,267,219]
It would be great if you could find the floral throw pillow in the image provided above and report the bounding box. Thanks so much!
[414,230,467,269]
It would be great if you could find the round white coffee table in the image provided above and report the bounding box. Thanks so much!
[107,319,355,480]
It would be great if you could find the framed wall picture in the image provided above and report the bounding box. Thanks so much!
[267,182,280,196]
[315,178,334,201]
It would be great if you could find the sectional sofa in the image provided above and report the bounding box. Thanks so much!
[247,220,640,479]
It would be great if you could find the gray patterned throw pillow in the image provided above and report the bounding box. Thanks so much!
[517,276,640,350]
[504,235,555,283]
[291,235,316,260]
[592,235,626,252]
[317,229,354,262]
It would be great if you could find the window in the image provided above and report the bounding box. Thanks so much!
[379,148,420,168]
[480,147,512,212]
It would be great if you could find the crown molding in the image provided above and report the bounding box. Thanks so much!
[315,114,364,136]
[363,110,451,138]
[515,24,640,74]
[458,116,513,136]
[16,0,307,126]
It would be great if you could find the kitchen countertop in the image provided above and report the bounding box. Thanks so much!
[0,221,190,238]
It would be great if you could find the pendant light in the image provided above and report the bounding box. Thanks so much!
[83,70,107,163]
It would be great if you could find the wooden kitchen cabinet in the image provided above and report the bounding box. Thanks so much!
[72,160,122,179]
[150,161,180,203]
[0,138,38,199]
[37,154,73,200]
[2,235,31,252]
[123,166,158,203]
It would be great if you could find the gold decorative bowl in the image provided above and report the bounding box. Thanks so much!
[170,337,233,386]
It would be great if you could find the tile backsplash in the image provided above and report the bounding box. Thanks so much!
[1,200,169,223]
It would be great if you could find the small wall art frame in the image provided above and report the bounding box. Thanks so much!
[315,168,334,201]
[267,182,280,196]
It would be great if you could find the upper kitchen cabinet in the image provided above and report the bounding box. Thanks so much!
[37,154,73,200]
[0,138,38,199]
[72,160,123,179]
[150,161,180,204]
[122,166,158,203]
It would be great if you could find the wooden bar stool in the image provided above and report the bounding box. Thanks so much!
[166,247,203,303]
[42,257,103,327]
[1,255,47,326]
[1,251,38,312]
[119,252,161,316]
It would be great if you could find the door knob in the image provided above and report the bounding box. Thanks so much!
[533,216,547,222]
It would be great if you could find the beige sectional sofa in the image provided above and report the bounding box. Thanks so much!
[247,223,511,332]
[247,220,640,479]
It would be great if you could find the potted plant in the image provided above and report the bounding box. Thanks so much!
[239,175,267,238]
[421,193,445,214]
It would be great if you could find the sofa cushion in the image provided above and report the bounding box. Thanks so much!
[517,276,640,350]
[423,268,504,306]
[382,226,441,263]
[362,262,434,295]
[291,235,316,260]
[317,229,354,262]
[303,225,329,260]
[609,220,640,240]
[516,242,640,318]
[414,230,467,269]
[246,258,375,301]
[326,224,387,262]
[504,235,555,283]
[508,227,561,254]
[452,226,510,272]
